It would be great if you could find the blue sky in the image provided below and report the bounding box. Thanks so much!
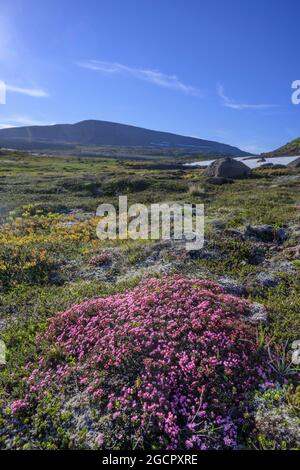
[0,0,299,153]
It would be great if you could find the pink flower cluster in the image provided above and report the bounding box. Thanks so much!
[11,399,28,414]
[14,276,268,449]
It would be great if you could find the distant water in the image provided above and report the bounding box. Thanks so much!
[185,155,300,169]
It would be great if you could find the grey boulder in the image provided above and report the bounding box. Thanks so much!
[205,157,251,179]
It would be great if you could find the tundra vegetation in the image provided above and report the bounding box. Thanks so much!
[0,152,299,449]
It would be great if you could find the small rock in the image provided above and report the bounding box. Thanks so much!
[218,277,246,296]
[247,302,268,323]
[93,187,104,197]
[267,259,298,275]
[244,224,288,243]
[248,246,266,265]
[256,272,278,287]
[276,228,288,243]
[49,271,65,285]
[244,224,274,242]
[244,272,279,295]
[189,249,222,261]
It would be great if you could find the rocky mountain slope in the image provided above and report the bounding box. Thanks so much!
[0,120,248,156]
[262,137,300,157]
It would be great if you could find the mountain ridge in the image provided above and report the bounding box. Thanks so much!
[0,119,249,156]
[262,137,300,157]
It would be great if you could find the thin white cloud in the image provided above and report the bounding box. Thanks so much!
[6,84,48,98]
[0,115,54,128]
[217,84,275,110]
[76,60,201,96]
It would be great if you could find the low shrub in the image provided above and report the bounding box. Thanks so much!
[188,184,205,197]
[10,276,270,449]
[88,252,111,266]
[102,177,149,195]
[0,245,57,289]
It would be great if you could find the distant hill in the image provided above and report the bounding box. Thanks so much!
[262,137,300,157]
[0,120,248,156]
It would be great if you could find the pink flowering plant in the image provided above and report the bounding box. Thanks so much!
[12,275,270,449]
